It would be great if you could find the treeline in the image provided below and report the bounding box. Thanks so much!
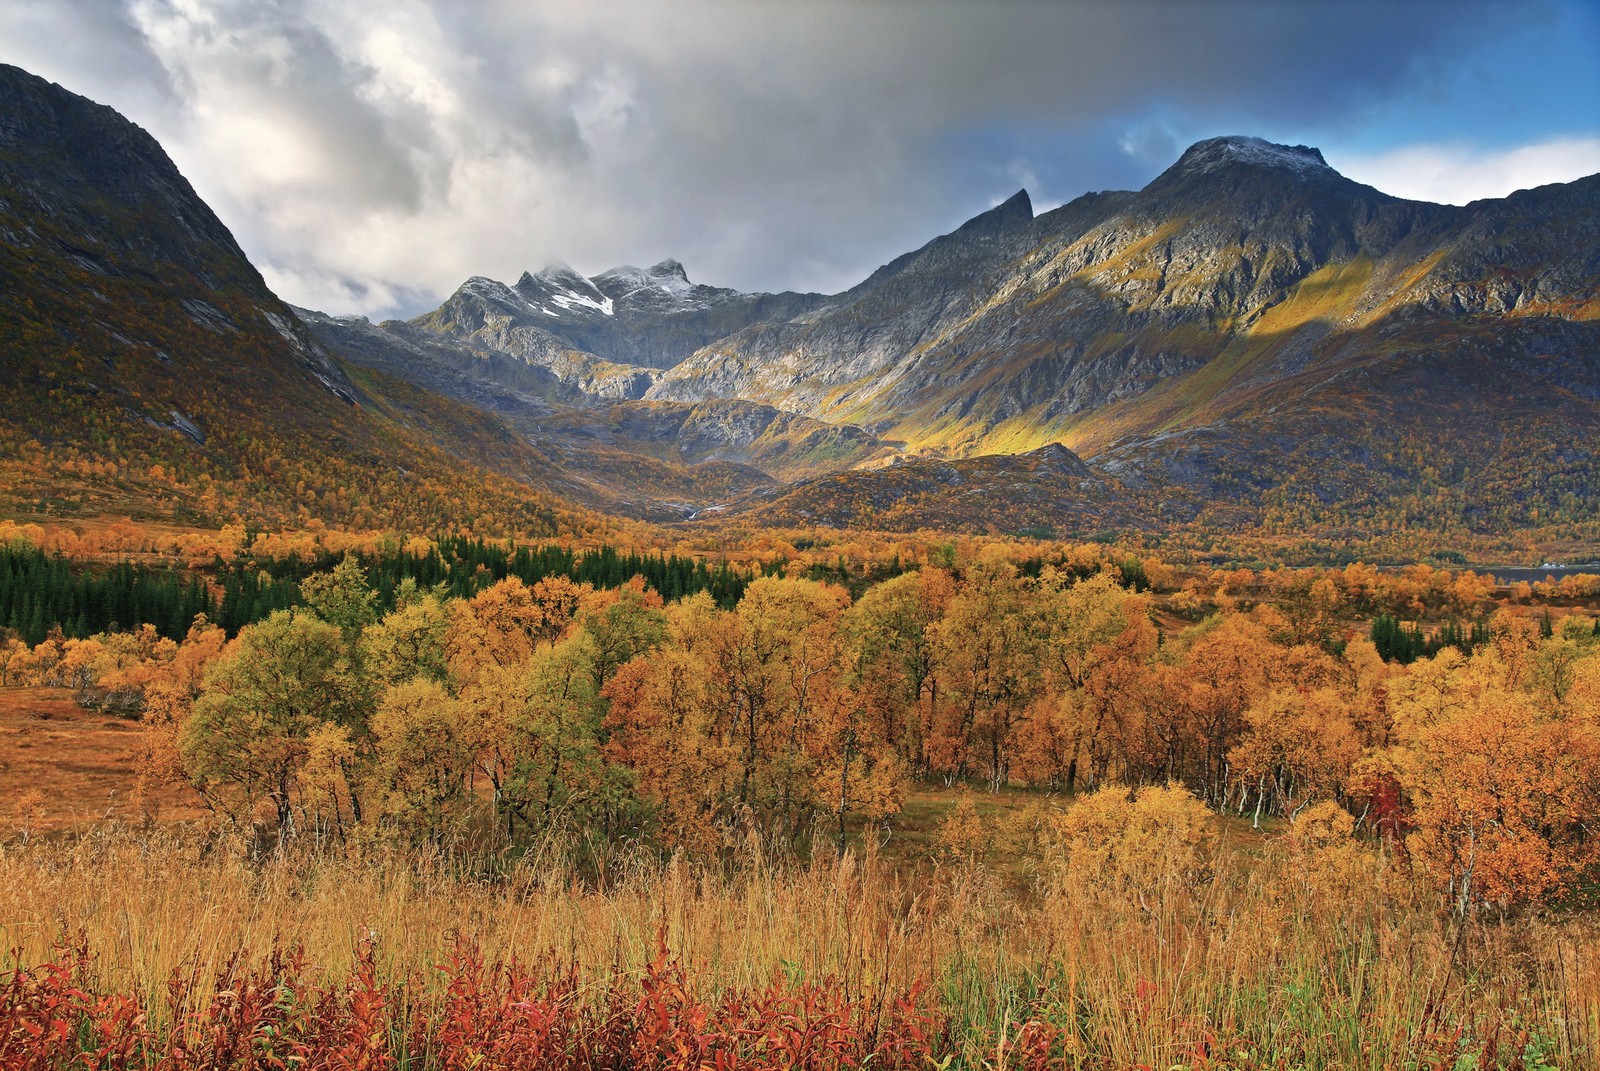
[0,539,758,642]
[0,547,214,645]
[213,539,756,632]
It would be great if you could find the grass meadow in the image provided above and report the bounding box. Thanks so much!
[1,819,1594,1069]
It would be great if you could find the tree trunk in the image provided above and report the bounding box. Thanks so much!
[836,739,851,858]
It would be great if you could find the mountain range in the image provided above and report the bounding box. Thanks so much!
[4,62,1599,557]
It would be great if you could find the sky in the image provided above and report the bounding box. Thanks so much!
[2,0,1597,319]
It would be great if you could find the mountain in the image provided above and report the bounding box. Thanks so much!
[303,261,882,520]
[6,56,1596,556]
[297,309,894,521]
[388,259,828,403]
[515,258,827,369]
[0,63,591,538]
[650,136,1598,453]
[308,133,1600,548]
[642,136,1600,544]
[648,186,1047,427]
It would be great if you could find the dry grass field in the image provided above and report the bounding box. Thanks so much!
[1,826,1596,1069]
[0,687,206,835]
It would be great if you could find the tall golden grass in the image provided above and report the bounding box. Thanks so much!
[0,825,1594,1069]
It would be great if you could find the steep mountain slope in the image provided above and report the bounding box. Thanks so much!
[0,64,590,538]
[652,137,1598,451]
[649,188,1048,425]
[301,308,894,520]
[643,137,1600,543]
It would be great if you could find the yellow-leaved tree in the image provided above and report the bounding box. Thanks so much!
[1389,644,1600,911]
[370,677,477,845]
[179,610,365,836]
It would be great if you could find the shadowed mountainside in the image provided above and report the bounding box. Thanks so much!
[0,64,590,537]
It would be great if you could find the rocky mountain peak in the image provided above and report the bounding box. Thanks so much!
[649,258,690,284]
[514,263,613,317]
[526,261,594,291]
[0,63,255,285]
[594,258,695,296]
[954,188,1034,238]
[1162,136,1336,182]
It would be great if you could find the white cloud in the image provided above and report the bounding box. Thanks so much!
[1330,137,1600,205]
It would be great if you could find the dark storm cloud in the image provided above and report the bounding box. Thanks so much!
[0,0,1570,316]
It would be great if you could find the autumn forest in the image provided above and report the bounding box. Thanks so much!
[2,515,1598,1069]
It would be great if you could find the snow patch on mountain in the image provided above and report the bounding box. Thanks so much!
[515,264,618,317]
[550,290,614,315]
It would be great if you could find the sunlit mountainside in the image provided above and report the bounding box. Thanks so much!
[296,138,1600,553]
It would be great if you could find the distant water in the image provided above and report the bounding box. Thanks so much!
[1483,564,1600,585]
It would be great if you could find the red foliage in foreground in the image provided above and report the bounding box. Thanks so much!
[0,934,1000,1071]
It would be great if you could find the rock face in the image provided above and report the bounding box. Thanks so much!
[649,135,1599,460]
[292,306,577,415]
[404,275,658,400]
[631,136,1600,537]
[0,63,364,428]
[1,64,248,284]
[649,189,1045,421]
[0,63,355,402]
[523,258,827,369]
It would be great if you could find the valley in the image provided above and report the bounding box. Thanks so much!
[1,50,1598,1071]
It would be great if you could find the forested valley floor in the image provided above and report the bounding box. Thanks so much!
[1,517,1598,1069]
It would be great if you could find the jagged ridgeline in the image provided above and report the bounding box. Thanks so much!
[0,64,588,538]
[3,55,1600,550]
[310,134,1600,545]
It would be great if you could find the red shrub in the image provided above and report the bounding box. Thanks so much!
[0,935,955,1071]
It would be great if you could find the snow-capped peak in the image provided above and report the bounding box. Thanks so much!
[515,263,615,316]
[531,261,589,287]
[647,258,691,287]
[1168,136,1335,178]
[461,275,514,295]
[595,258,694,296]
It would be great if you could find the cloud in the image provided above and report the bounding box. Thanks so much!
[0,0,1581,319]
[1329,138,1600,205]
